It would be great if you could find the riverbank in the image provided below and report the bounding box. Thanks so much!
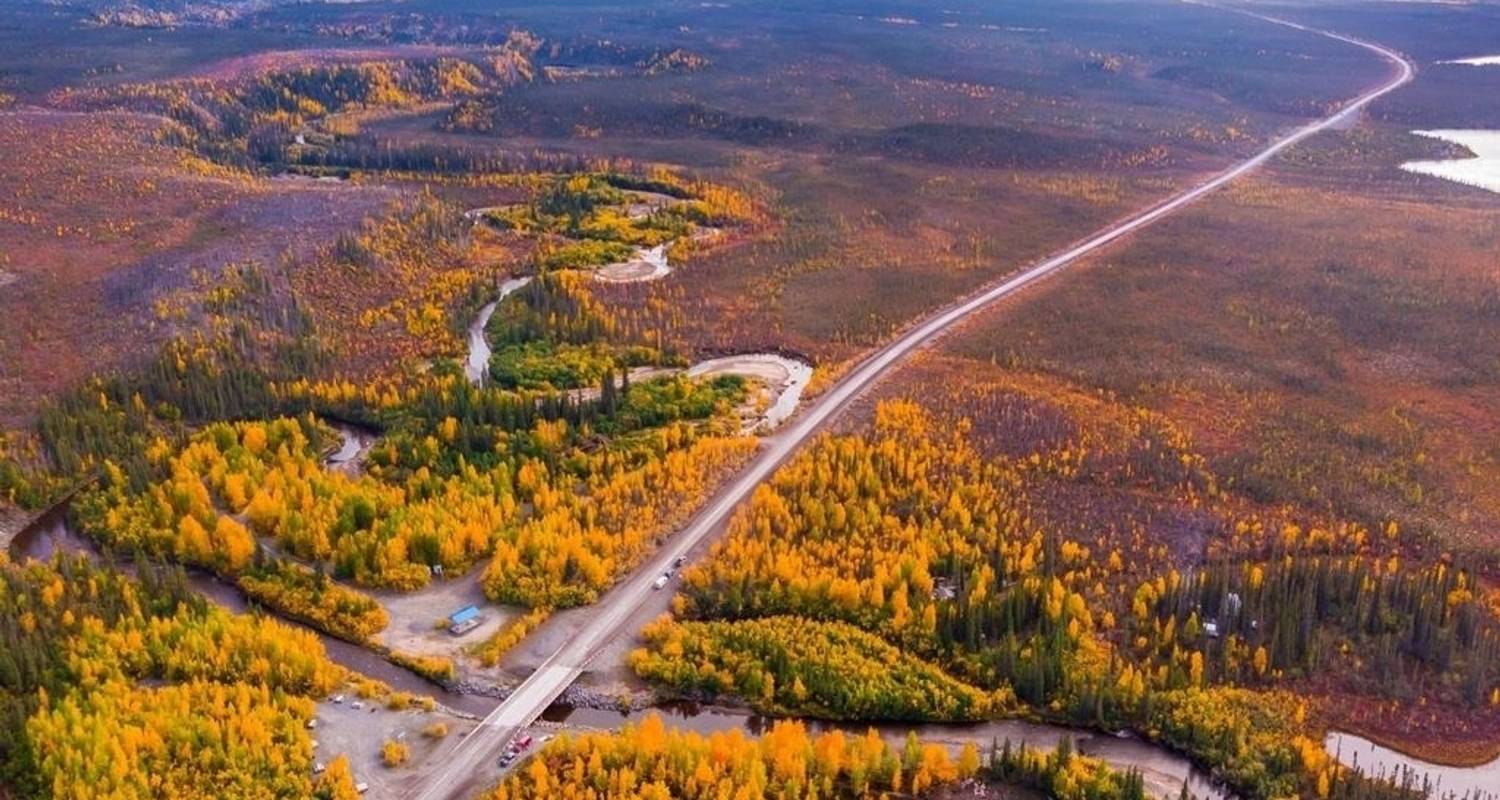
[539,699,1226,800]
[1326,731,1500,800]
[1329,719,1500,770]
[0,504,28,551]
[464,276,534,384]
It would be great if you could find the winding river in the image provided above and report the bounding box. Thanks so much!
[685,352,814,433]
[3,395,1225,796]
[544,702,1225,800]
[465,276,534,385]
[6,428,499,718]
[11,494,1226,799]
[1324,732,1499,800]
[462,250,814,434]
[9,511,496,715]
[12,431,1499,797]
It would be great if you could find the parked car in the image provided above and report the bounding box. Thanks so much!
[652,574,669,590]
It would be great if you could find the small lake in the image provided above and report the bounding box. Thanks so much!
[1402,130,1500,195]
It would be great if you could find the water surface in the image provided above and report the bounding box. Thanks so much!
[1325,731,1500,800]
[466,276,533,384]
[1440,56,1500,66]
[1402,130,1500,195]
[544,701,1225,800]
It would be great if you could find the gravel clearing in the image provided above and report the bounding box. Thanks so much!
[374,567,522,666]
[314,696,468,800]
[687,353,814,433]
[593,244,672,283]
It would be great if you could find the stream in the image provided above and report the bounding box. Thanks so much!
[685,352,815,433]
[544,702,1225,800]
[6,427,499,718]
[10,432,1499,797]
[593,243,673,283]
[465,276,534,385]
[7,507,1225,798]
[463,267,814,434]
[7,435,1223,796]
[9,507,499,718]
[1324,732,1499,800]
[325,421,378,474]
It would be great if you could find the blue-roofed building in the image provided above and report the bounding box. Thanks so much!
[448,605,483,636]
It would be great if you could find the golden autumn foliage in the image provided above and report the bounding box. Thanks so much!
[1144,687,1311,799]
[670,400,1113,714]
[323,192,487,366]
[472,608,551,667]
[630,394,1488,800]
[80,416,512,590]
[381,739,410,768]
[237,560,390,643]
[80,362,755,616]
[389,651,456,684]
[480,714,958,800]
[28,679,320,799]
[1,557,344,798]
[315,756,361,800]
[630,614,1009,721]
[482,431,756,608]
[477,713,1162,800]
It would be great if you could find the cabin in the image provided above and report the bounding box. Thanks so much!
[448,605,483,636]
